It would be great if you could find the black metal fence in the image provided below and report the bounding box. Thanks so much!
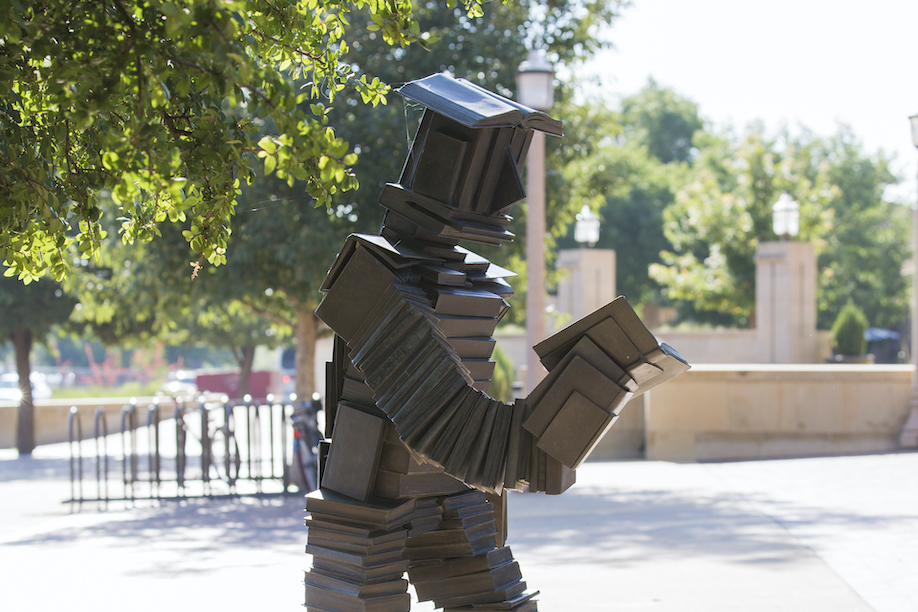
[67,395,305,504]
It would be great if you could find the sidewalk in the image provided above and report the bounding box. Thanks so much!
[1,444,915,611]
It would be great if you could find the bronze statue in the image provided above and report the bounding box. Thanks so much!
[304,73,689,612]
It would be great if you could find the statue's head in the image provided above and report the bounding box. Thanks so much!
[378,73,562,247]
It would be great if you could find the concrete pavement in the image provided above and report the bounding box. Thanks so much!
[1,444,915,611]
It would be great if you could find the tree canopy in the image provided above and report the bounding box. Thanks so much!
[814,129,910,330]
[42,0,623,399]
[556,85,702,305]
[1,0,491,282]
[620,78,704,164]
[554,82,908,333]
[649,125,908,329]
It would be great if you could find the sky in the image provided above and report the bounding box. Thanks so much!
[578,0,918,202]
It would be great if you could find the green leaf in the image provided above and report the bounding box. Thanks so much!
[259,136,278,154]
[264,155,277,175]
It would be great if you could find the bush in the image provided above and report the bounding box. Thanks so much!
[489,344,516,402]
[831,302,868,356]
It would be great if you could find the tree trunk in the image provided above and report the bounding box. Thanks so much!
[236,344,256,400]
[13,325,35,456]
[294,304,319,402]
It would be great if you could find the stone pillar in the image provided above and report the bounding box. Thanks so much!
[555,248,616,323]
[525,131,548,395]
[755,241,818,363]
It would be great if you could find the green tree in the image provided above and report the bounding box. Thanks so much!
[75,168,356,402]
[831,301,869,356]
[180,301,289,399]
[0,276,76,454]
[68,218,287,398]
[562,140,684,304]
[650,127,836,326]
[620,78,705,164]
[7,0,621,401]
[650,125,908,330]
[812,129,909,330]
[1,0,489,282]
[535,94,625,312]
[209,172,356,399]
[556,84,703,305]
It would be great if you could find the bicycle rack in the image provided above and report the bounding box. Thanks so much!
[94,407,109,505]
[175,400,187,494]
[121,401,137,501]
[147,400,161,498]
[68,407,83,506]
[65,394,306,505]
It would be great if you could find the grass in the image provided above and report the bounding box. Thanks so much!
[52,381,162,399]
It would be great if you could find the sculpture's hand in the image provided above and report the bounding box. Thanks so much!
[519,297,690,473]
[521,353,633,472]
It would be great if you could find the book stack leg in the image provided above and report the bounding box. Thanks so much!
[304,490,415,612]
[407,491,538,611]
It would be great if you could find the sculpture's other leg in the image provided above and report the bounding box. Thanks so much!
[406,491,537,611]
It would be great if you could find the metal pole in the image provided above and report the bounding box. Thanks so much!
[526,130,547,394]
[899,161,918,447]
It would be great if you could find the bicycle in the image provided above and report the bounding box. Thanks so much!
[175,396,242,490]
[290,397,321,492]
[204,402,241,488]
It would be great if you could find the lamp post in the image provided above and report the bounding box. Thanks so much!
[574,204,601,248]
[772,194,800,240]
[900,116,918,447]
[517,49,555,394]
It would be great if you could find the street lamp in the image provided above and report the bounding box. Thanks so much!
[900,115,918,447]
[574,204,601,247]
[517,49,555,394]
[516,50,555,111]
[772,194,799,240]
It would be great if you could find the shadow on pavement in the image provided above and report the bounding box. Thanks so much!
[0,454,73,483]
[506,482,913,568]
[2,495,306,560]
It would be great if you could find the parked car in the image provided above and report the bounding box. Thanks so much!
[159,369,198,397]
[0,372,53,402]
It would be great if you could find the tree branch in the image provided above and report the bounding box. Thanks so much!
[239,299,295,328]
[165,56,275,109]
[250,30,324,64]
[111,0,137,33]
[63,118,74,184]
[160,111,193,139]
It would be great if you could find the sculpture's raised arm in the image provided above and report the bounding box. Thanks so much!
[317,240,687,495]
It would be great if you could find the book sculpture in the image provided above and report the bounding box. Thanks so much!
[305,72,690,612]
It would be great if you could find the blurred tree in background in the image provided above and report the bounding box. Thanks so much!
[558,84,702,305]
[650,127,836,326]
[620,78,705,165]
[557,81,909,334]
[812,129,909,330]
[67,215,288,399]
[649,125,908,330]
[0,277,76,454]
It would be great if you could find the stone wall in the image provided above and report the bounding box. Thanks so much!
[0,398,173,449]
[651,329,833,365]
[643,364,913,461]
